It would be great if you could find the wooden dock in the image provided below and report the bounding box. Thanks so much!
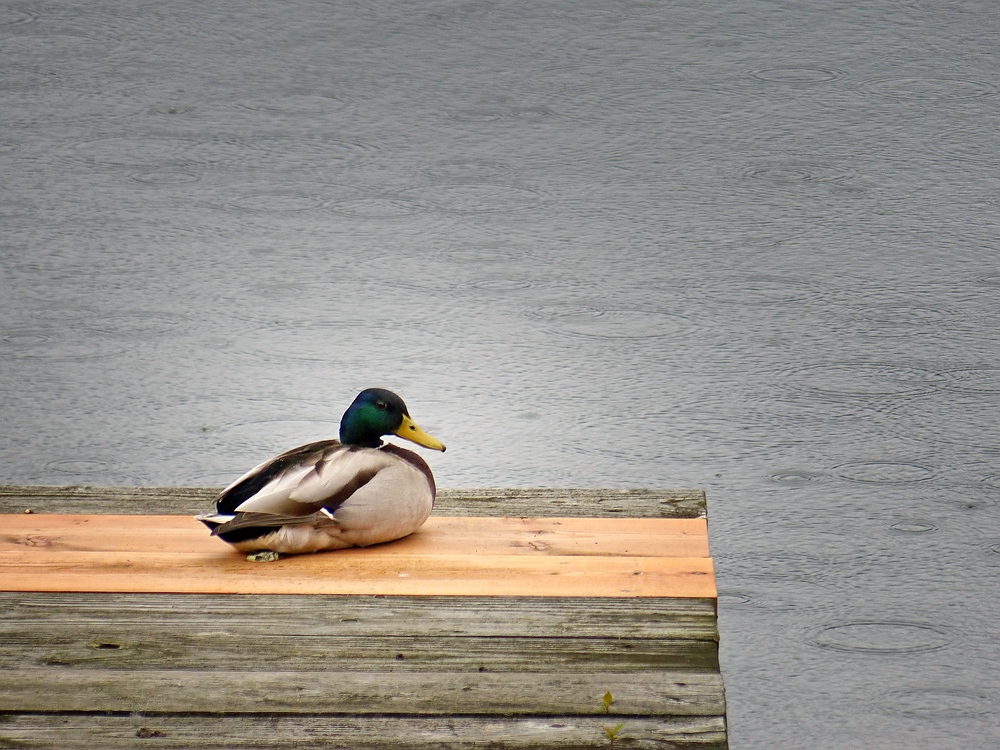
[0,486,727,749]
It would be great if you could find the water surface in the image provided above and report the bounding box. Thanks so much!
[2,1,999,747]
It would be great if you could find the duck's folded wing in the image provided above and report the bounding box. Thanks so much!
[217,442,383,516]
[205,509,340,537]
[213,440,339,515]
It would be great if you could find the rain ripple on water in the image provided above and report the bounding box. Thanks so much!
[1,326,129,360]
[777,362,945,398]
[860,77,998,101]
[807,621,952,654]
[938,366,1000,394]
[524,306,695,340]
[398,184,546,213]
[748,67,843,85]
[884,398,1000,453]
[879,688,993,718]
[832,461,937,484]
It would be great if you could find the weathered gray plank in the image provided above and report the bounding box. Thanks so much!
[0,668,725,716]
[0,485,707,518]
[0,593,719,639]
[0,714,729,749]
[2,632,718,672]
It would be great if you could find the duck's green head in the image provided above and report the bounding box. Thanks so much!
[340,388,446,451]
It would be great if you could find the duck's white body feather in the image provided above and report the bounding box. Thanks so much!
[197,440,436,555]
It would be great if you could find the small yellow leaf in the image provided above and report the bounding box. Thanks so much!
[602,722,625,740]
[602,690,613,712]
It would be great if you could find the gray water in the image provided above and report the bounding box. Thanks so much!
[2,0,999,746]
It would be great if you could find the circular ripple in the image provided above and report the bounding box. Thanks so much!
[146,101,198,116]
[742,162,855,184]
[881,688,992,718]
[0,31,120,62]
[717,592,752,606]
[0,326,130,360]
[0,64,58,91]
[469,278,537,292]
[834,461,937,484]
[430,244,532,265]
[847,302,956,336]
[249,134,375,165]
[446,105,557,123]
[129,170,201,185]
[47,458,114,475]
[118,83,214,116]
[862,77,997,101]
[217,419,340,448]
[235,321,437,364]
[712,585,832,612]
[767,468,829,485]
[446,108,505,123]
[809,621,951,654]
[93,312,187,337]
[527,307,690,339]
[0,6,36,25]
[66,135,251,168]
[226,192,328,213]
[327,197,422,217]
[893,0,980,10]
[885,399,1000,452]
[780,363,943,397]
[246,279,340,300]
[749,67,841,84]
[381,275,463,294]
[924,126,1000,162]
[695,276,816,305]
[422,159,515,182]
[889,520,937,533]
[6,88,146,126]
[400,184,544,213]
[939,366,1000,394]
[716,551,870,587]
[237,324,346,363]
[231,92,348,116]
[974,271,1000,287]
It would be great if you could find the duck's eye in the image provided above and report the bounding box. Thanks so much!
[374,401,388,410]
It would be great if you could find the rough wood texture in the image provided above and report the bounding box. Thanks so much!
[0,715,729,749]
[0,485,708,518]
[0,514,715,597]
[0,486,726,749]
[0,668,724,715]
[0,593,720,672]
[0,592,719,639]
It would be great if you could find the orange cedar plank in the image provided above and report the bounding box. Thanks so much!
[0,515,710,557]
[0,551,715,597]
[0,514,716,597]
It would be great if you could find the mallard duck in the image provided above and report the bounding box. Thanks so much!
[196,388,445,561]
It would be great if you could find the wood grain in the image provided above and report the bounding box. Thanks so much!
[0,514,716,597]
[0,668,725,715]
[0,592,720,673]
[0,715,729,749]
[0,592,720,639]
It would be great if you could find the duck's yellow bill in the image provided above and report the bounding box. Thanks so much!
[396,414,446,451]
